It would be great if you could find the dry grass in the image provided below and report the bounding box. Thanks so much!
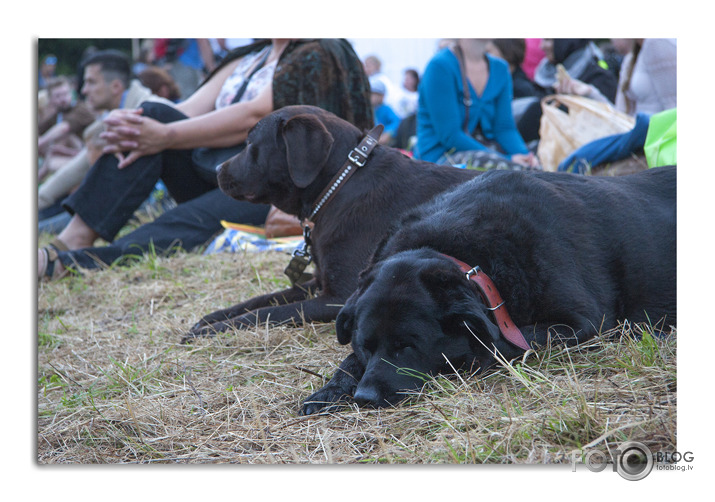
[37,246,676,464]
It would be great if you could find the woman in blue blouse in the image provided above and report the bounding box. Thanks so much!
[416,39,538,169]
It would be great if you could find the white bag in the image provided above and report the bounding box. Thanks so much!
[537,95,635,171]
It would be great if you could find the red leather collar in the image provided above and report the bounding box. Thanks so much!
[442,254,531,351]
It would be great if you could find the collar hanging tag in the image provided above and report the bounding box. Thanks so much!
[284,253,312,286]
[284,225,313,286]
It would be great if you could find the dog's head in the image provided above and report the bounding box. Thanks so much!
[217,105,361,215]
[335,248,504,408]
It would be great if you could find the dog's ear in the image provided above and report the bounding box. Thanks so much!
[281,114,335,188]
[335,291,359,345]
[420,267,502,346]
[335,310,354,345]
[460,307,502,349]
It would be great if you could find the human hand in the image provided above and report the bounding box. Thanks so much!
[511,152,541,169]
[46,143,81,157]
[554,74,593,97]
[100,108,169,168]
[101,108,144,142]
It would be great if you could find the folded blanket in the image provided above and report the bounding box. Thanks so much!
[204,221,304,255]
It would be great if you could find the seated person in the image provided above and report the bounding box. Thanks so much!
[519,39,619,142]
[137,65,182,103]
[556,39,676,173]
[614,38,676,116]
[486,39,542,99]
[38,76,96,180]
[416,39,537,169]
[534,38,618,102]
[369,78,401,145]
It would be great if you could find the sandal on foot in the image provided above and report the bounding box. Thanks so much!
[38,239,69,280]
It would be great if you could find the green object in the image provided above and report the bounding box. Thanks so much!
[644,108,676,167]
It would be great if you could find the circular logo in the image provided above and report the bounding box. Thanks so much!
[616,442,654,481]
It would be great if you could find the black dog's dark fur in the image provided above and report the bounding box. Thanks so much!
[183,105,477,341]
[302,166,676,414]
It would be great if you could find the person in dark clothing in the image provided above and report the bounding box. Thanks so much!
[518,38,618,143]
[535,38,618,102]
[486,39,542,99]
[39,39,373,279]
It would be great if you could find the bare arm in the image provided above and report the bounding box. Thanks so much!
[174,57,242,117]
[164,86,273,149]
[38,121,71,155]
[100,58,273,168]
[196,38,217,73]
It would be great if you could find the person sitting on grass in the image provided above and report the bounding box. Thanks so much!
[416,38,538,170]
[39,50,175,233]
[369,78,401,145]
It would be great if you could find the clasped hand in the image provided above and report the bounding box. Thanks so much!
[511,152,540,169]
[553,75,593,98]
[100,108,169,168]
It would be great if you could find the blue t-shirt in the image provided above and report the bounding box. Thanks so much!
[416,48,528,162]
[374,103,401,136]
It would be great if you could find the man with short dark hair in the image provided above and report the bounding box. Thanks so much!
[80,50,132,112]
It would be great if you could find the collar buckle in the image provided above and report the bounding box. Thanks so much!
[464,265,481,280]
[348,148,368,167]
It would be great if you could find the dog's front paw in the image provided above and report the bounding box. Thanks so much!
[190,310,232,332]
[301,384,354,415]
[180,324,217,344]
[180,317,252,344]
[301,353,363,415]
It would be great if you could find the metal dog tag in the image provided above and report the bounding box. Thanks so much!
[284,254,312,286]
[285,229,313,286]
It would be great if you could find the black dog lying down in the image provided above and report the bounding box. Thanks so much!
[302,166,676,414]
[183,105,477,341]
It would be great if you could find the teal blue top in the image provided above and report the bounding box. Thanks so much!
[416,48,528,162]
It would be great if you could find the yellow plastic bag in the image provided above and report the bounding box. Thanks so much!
[537,95,636,171]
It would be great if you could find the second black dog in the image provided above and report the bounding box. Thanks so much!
[302,166,677,414]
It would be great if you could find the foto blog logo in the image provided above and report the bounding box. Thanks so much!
[573,441,688,481]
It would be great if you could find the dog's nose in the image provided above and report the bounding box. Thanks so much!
[353,386,381,407]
